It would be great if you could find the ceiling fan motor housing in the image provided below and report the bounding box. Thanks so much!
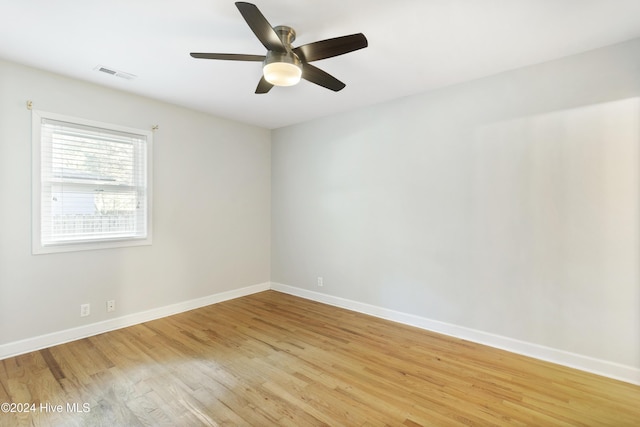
[263,26,302,86]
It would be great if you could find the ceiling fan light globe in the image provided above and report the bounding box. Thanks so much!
[263,62,302,86]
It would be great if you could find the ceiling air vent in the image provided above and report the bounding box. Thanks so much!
[94,65,137,80]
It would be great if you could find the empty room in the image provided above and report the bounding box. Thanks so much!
[1,0,640,425]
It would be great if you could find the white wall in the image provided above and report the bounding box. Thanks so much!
[271,38,640,374]
[0,60,271,347]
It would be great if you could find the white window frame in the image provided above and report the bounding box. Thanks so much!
[32,110,153,254]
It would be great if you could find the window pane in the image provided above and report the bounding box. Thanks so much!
[43,185,145,243]
[50,134,135,185]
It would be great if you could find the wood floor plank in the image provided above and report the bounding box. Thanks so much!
[1,290,639,426]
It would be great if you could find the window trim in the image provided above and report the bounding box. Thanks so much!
[32,110,153,254]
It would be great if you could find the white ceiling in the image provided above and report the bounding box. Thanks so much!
[2,0,640,129]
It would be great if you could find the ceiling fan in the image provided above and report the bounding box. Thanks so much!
[190,2,368,94]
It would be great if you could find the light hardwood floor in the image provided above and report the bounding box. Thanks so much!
[1,290,639,426]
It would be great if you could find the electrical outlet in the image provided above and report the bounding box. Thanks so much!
[317,277,323,287]
[106,300,116,312]
[80,303,90,317]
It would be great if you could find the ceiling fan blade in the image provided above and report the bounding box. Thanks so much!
[235,2,286,52]
[255,76,274,94]
[293,33,368,62]
[190,53,265,61]
[301,63,346,91]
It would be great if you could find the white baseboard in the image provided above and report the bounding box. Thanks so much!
[270,282,640,386]
[4,280,638,386]
[0,282,270,360]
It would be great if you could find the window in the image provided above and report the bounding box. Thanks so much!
[32,110,152,254]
